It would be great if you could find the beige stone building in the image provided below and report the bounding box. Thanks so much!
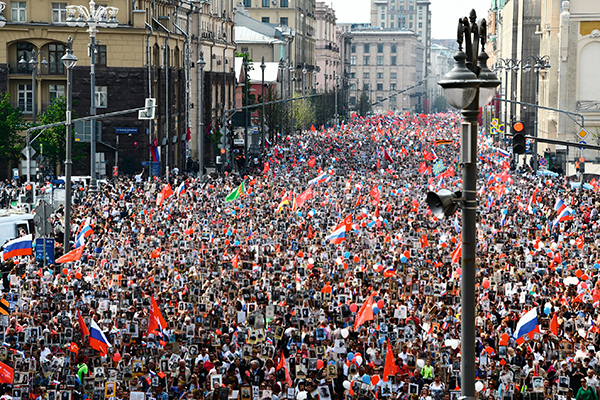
[315,1,338,93]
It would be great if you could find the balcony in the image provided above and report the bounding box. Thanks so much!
[8,61,65,76]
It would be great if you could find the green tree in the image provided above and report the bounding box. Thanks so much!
[293,93,315,131]
[313,90,336,127]
[37,96,84,175]
[0,93,26,176]
[433,95,449,113]
[358,91,371,116]
[235,52,256,105]
[257,84,285,143]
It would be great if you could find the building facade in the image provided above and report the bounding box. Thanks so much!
[342,29,422,113]
[315,1,338,93]
[0,0,236,179]
[243,0,317,93]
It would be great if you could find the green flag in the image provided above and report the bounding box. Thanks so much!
[225,182,245,202]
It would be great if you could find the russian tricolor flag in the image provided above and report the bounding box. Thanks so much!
[308,172,331,185]
[2,235,33,261]
[89,319,112,356]
[513,307,540,344]
[554,198,566,214]
[151,146,160,163]
[175,182,186,197]
[325,225,346,244]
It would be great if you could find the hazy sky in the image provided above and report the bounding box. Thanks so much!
[329,0,493,40]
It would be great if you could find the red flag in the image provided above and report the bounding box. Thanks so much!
[308,157,316,168]
[354,293,375,330]
[69,342,79,354]
[336,214,353,231]
[550,313,558,336]
[0,361,13,384]
[369,186,381,204]
[78,310,90,336]
[310,124,316,132]
[277,351,293,386]
[420,234,429,249]
[355,194,362,208]
[148,295,168,335]
[56,245,84,264]
[575,235,584,250]
[383,339,396,381]
[150,248,161,259]
[263,162,270,174]
[451,242,462,265]
[232,253,240,269]
[156,183,173,206]
[418,162,427,174]
[295,187,314,210]
[384,148,393,163]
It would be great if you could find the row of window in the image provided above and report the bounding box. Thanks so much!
[17,83,107,113]
[351,43,398,54]
[349,55,399,66]
[16,42,107,73]
[261,17,288,25]
[11,2,67,23]
[243,0,289,7]
[349,82,398,91]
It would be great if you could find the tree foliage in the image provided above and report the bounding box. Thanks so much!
[36,96,84,175]
[0,93,26,173]
[358,91,371,116]
[292,93,315,132]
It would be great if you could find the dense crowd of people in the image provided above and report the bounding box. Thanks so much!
[0,112,599,400]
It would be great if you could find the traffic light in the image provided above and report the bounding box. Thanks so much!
[580,157,585,173]
[24,184,33,204]
[512,122,526,155]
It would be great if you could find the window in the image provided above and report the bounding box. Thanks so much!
[350,55,356,65]
[377,83,383,91]
[390,22,394,28]
[280,17,288,25]
[363,72,369,79]
[391,72,396,79]
[16,42,33,73]
[262,0,269,7]
[418,22,422,28]
[391,44,397,53]
[17,83,32,113]
[381,22,385,28]
[97,45,107,66]
[390,83,396,91]
[52,3,66,23]
[262,17,270,23]
[351,44,356,53]
[391,56,397,66]
[243,0,251,6]
[409,22,413,29]
[74,120,102,142]
[363,83,369,91]
[350,97,356,106]
[377,96,383,103]
[49,84,65,102]
[95,86,107,108]
[363,44,369,53]
[409,14,413,20]
[348,72,356,79]
[380,14,384,20]
[280,0,288,6]
[48,43,65,74]
[363,56,370,65]
[400,5,404,10]
[390,96,396,108]
[377,44,383,53]
[376,72,383,79]
[409,5,413,10]
[377,56,383,66]
[391,5,394,10]
[349,83,357,90]
[11,1,26,22]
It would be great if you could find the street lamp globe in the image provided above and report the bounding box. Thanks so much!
[477,52,501,107]
[61,48,78,69]
[0,2,7,28]
[438,50,480,109]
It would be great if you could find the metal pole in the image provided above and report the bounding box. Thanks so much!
[261,56,265,154]
[26,131,31,185]
[31,55,37,125]
[90,33,98,192]
[334,74,338,126]
[198,56,205,180]
[243,59,248,169]
[461,90,478,400]
[64,44,75,251]
[280,62,284,143]
[533,68,539,172]
[504,67,508,146]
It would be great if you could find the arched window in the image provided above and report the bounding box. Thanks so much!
[578,42,600,104]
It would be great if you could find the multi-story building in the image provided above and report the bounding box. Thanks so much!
[341,28,423,113]
[315,1,339,93]
[0,0,235,179]
[369,0,430,111]
[243,0,316,93]
[537,0,600,174]
[428,43,454,112]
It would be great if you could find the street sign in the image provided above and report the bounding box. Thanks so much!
[12,168,19,181]
[539,158,547,166]
[21,146,36,158]
[579,140,586,150]
[141,161,161,176]
[577,128,589,140]
[35,238,55,265]
[490,127,497,135]
[491,118,498,126]
[253,126,259,134]
[498,124,505,134]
